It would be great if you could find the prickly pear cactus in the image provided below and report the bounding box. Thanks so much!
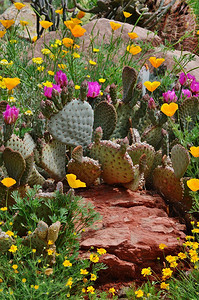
[40,140,66,181]
[48,99,94,147]
[89,128,134,184]
[179,96,199,130]
[0,229,14,252]
[153,165,184,203]
[3,148,25,184]
[67,146,101,186]
[141,125,163,150]
[28,165,46,187]
[93,101,117,140]
[171,144,190,179]
[127,142,155,178]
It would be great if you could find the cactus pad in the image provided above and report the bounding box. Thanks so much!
[68,146,101,186]
[94,101,117,139]
[171,144,190,178]
[153,166,184,203]
[3,147,25,184]
[28,165,45,187]
[127,142,155,178]
[48,99,94,147]
[122,66,137,103]
[89,139,134,184]
[41,140,66,181]
[179,96,199,129]
[141,125,163,150]
[7,133,35,159]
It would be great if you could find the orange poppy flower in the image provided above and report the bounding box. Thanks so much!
[39,20,53,29]
[1,177,16,188]
[14,2,25,10]
[3,77,20,90]
[0,30,6,38]
[20,20,29,26]
[144,81,161,92]
[123,11,132,18]
[128,32,138,39]
[127,44,141,55]
[55,8,63,14]
[187,178,199,192]
[62,37,74,47]
[77,11,85,19]
[160,102,178,117]
[0,19,15,29]
[189,146,199,157]
[149,57,165,68]
[70,25,86,37]
[109,22,121,31]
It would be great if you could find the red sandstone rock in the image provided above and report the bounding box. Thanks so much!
[77,184,186,282]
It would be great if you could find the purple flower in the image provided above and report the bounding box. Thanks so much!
[148,97,156,109]
[54,70,68,87]
[44,84,61,99]
[190,81,199,94]
[162,90,177,103]
[87,81,101,98]
[179,72,187,86]
[181,89,192,98]
[3,104,19,125]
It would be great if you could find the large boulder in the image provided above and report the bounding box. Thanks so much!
[77,184,186,283]
[26,18,199,81]
[0,2,37,39]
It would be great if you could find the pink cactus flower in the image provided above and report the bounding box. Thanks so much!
[54,70,68,87]
[3,104,19,125]
[181,89,192,98]
[87,81,101,98]
[162,90,177,103]
[44,84,61,99]
[190,81,199,94]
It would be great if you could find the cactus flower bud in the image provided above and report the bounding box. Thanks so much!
[3,104,19,124]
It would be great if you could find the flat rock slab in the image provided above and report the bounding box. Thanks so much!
[77,184,186,282]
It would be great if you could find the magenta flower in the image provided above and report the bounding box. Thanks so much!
[54,70,68,87]
[3,104,19,125]
[181,89,192,98]
[148,97,156,109]
[179,72,187,85]
[44,84,61,99]
[190,81,199,94]
[179,72,196,86]
[162,90,177,103]
[87,81,101,98]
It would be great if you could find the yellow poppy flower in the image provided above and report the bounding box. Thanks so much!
[144,81,161,92]
[3,78,20,90]
[62,37,74,47]
[189,146,199,157]
[160,102,178,117]
[66,174,86,188]
[0,19,15,29]
[39,20,53,29]
[149,57,165,68]
[1,177,16,188]
[123,11,132,18]
[109,22,121,31]
[126,44,142,55]
[187,178,199,192]
[128,32,138,39]
[32,36,37,42]
[77,11,85,19]
[20,20,29,26]
[0,30,6,38]
[64,20,75,29]
[14,2,25,10]
[70,25,86,37]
